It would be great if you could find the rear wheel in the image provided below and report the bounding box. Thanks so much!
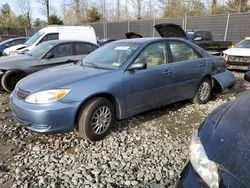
[193,77,212,104]
[1,70,26,92]
[77,97,115,142]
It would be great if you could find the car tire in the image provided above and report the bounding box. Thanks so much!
[193,77,212,104]
[77,97,115,142]
[1,70,26,92]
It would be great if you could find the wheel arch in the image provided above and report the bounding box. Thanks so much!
[73,92,121,127]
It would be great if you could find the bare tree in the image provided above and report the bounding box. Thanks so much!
[238,0,248,12]
[38,0,49,22]
[15,0,32,27]
[211,0,217,14]
[116,0,121,21]
[130,0,144,20]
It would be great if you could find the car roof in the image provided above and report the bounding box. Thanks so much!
[113,37,187,44]
[44,40,97,45]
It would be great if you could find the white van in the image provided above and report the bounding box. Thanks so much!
[3,26,97,55]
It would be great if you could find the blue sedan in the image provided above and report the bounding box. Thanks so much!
[0,37,28,56]
[10,38,235,141]
[176,72,250,188]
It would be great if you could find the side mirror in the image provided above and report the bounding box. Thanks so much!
[128,61,147,71]
[194,36,203,41]
[45,52,54,59]
[244,71,250,82]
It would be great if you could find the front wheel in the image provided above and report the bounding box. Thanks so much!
[1,70,26,92]
[192,77,212,104]
[77,97,115,142]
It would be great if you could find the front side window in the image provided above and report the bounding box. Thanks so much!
[51,43,73,58]
[169,41,201,62]
[135,42,167,68]
[39,33,59,44]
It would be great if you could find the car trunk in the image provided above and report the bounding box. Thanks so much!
[154,23,187,39]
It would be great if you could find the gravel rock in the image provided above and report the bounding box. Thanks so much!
[0,72,248,187]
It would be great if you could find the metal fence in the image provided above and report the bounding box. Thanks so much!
[0,12,250,44]
[90,12,250,44]
[0,27,41,40]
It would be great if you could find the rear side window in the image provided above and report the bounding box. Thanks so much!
[169,41,201,62]
[75,43,93,55]
[52,43,73,58]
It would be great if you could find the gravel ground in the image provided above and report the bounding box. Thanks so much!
[0,72,249,188]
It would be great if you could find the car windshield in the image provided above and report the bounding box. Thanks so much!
[25,32,44,46]
[81,42,140,69]
[28,41,57,57]
[235,39,250,48]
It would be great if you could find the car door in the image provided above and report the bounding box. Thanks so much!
[123,41,174,114]
[39,42,76,69]
[168,40,206,100]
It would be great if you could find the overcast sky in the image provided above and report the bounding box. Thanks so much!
[0,0,62,21]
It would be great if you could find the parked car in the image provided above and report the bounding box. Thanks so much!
[10,37,235,141]
[0,37,28,56]
[185,30,232,52]
[177,71,250,188]
[223,37,250,70]
[97,38,116,46]
[0,40,98,92]
[3,26,97,56]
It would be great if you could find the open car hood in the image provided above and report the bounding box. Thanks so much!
[154,23,187,38]
[125,32,143,39]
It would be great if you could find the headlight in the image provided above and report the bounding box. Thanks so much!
[189,130,219,188]
[25,89,71,104]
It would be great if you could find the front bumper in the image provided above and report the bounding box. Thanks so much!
[10,91,81,133]
[176,162,248,188]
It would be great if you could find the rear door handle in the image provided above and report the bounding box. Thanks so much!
[164,69,172,74]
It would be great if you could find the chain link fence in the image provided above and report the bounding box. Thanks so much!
[0,12,250,44]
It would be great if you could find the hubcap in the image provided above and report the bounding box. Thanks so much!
[198,82,210,101]
[91,106,111,135]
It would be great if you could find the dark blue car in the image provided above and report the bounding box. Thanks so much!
[0,37,28,56]
[10,37,235,141]
[177,72,250,188]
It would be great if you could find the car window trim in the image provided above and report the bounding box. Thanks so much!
[73,42,95,55]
